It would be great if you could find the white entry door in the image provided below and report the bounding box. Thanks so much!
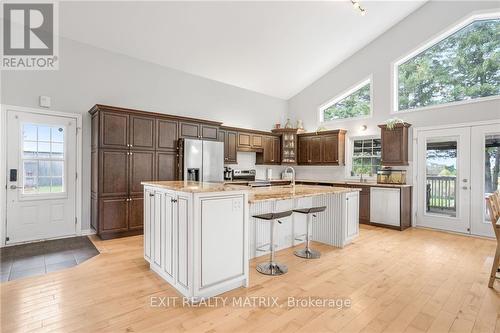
[6,110,77,244]
[470,124,500,237]
[416,127,471,233]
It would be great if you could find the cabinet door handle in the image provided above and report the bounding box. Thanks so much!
[171,198,178,203]
[149,193,154,197]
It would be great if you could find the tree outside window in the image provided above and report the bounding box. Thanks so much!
[321,81,371,121]
[397,18,500,111]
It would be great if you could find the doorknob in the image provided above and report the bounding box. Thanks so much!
[462,179,468,183]
[462,186,468,190]
[9,185,18,189]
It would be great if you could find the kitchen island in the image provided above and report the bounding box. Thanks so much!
[142,181,359,301]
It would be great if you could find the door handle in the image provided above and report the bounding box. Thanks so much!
[9,185,17,190]
[462,186,468,190]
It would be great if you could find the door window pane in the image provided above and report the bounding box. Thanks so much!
[21,123,66,195]
[485,134,500,221]
[426,140,457,217]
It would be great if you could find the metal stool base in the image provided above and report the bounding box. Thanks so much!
[256,262,288,276]
[294,248,321,259]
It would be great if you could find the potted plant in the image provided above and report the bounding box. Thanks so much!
[385,117,406,130]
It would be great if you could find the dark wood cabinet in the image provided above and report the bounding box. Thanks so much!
[309,137,322,163]
[378,123,411,166]
[358,186,370,224]
[297,130,346,165]
[130,115,155,150]
[128,197,144,230]
[100,150,128,197]
[129,151,155,196]
[273,136,281,163]
[100,197,129,232]
[201,124,219,140]
[179,122,200,139]
[156,151,177,181]
[271,128,299,165]
[237,132,252,149]
[298,136,310,164]
[322,134,342,164]
[237,131,264,151]
[90,104,222,239]
[180,122,219,140]
[100,112,128,149]
[257,135,281,165]
[156,119,178,151]
[252,135,263,148]
[219,129,238,164]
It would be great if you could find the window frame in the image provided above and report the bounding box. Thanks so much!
[392,11,500,114]
[318,76,373,124]
[18,121,68,200]
[346,135,381,180]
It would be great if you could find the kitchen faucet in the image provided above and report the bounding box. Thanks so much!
[284,166,296,187]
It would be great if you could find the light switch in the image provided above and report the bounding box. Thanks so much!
[39,96,51,108]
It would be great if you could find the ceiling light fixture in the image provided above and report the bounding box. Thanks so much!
[351,0,367,16]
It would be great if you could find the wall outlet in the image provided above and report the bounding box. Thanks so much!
[232,199,241,211]
[39,96,51,108]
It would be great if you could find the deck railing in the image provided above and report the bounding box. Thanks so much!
[426,176,456,212]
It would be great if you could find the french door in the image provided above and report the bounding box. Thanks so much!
[416,123,500,237]
[6,110,77,244]
[470,124,500,237]
[417,127,471,233]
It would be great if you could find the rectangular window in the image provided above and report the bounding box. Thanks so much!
[396,16,500,112]
[351,138,381,177]
[22,123,65,194]
[320,78,371,122]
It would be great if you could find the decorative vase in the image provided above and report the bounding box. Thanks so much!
[296,120,304,130]
[285,118,292,129]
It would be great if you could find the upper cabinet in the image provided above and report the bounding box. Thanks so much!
[271,128,299,165]
[156,119,178,151]
[100,111,129,149]
[378,123,411,166]
[179,122,219,141]
[256,135,281,165]
[219,128,237,164]
[130,115,155,150]
[297,130,346,165]
[237,132,263,151]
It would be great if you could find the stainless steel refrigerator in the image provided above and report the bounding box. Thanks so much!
[179,139,224,182]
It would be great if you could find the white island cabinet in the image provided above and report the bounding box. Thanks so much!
[142,181,249,302]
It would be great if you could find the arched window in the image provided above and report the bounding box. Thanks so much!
[395,14,500,112]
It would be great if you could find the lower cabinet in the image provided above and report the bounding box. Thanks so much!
[99,196,144,237]
[143,186,248,301]
[344,191,360,243]
[370,187,401,227]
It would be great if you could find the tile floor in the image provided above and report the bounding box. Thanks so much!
[0,236,99,282]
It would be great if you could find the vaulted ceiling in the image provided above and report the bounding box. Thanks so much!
[60,1,427,99]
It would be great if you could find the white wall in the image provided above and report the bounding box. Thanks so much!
[1,37,287,231]
[288,0,500,179]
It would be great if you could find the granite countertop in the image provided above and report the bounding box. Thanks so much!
[142,181,359,201]
[295,179,413,188]
[247,184,360,203]
[141,181,246,193]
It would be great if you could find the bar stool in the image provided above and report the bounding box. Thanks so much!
[252,210,293,276]
[293,206,326,259]
[486,191,500,288]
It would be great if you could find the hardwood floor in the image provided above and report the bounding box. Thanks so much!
[1,225,499,333]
